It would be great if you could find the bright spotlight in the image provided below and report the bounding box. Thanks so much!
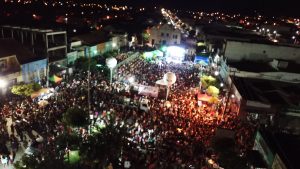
[214,71,219,76]
[128,76,135,84]
[90,114,94,120]
[0,79,7,88]
[166,46,185,64]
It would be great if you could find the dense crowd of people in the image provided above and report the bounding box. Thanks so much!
[0,53,257,168]
[113,58,257,168]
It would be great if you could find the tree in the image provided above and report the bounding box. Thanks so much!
[189,29,196,37]
[56,133,81,150]
[74,57,97,72]
[80,120,129,168]
[11,83,41,96]
[142,30,150,42]
[49,64,63,75]
[14,155,40,169]
[14,154,79,169]
[102,50,118,58]
[63,107,89,128]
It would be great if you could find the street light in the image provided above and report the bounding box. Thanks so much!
[292,36,296,44]
[89,114,94,133]
[214,71,219,76]
[273,30,277,39]
[87,48,92,134]
[106,57,118,85]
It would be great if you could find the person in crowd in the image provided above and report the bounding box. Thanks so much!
[0,56,256,168]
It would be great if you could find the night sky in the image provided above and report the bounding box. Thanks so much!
[132,0,300,16]
[0,0,299,17]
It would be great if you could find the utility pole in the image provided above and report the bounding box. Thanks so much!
[45,34,49,87]
[87,47,92,133]
[46,57,50,87]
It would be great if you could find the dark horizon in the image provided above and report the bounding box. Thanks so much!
[1,0,300,17]
[112,0,300,17]
[143,0,300,17]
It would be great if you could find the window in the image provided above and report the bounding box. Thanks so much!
[161,32,164,37]
[166,33,169,37]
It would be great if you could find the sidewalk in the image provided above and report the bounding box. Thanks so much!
[0,146,25,169]
[0,118,41,169]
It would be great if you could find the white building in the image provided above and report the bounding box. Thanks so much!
[149,24,181,46]
[224,40,300,63]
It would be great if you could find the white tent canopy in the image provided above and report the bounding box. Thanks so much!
[138,85,159,98]
[155,79,167,86]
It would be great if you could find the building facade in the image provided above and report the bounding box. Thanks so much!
[0,39,47,94]
[0,25,67,65]
[224,40,300,63]
[253,130,298,169]
[69,30,123,63]
[21,59,47,83]
[149,24,181,46]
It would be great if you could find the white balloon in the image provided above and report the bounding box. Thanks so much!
[163,72,176,85]
[106,57,117,69]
